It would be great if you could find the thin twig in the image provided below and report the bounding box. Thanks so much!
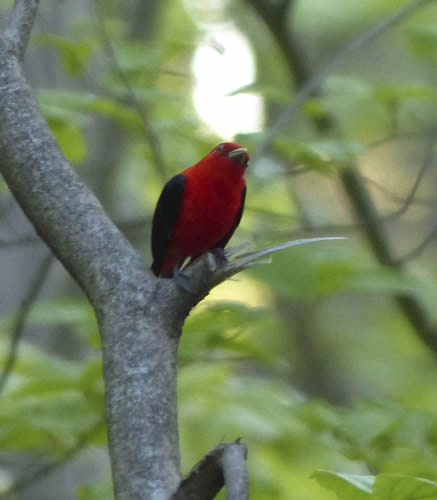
[93,0,168,181]
[0,253,53,394]
[0,235,41,247]
[398,224,437,262]
[254,0,436,161]
[382,133,434,222]
[4,0,40,60]
[0,417,105,500]
[362,175,434,208]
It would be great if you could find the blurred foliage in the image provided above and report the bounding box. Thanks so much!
[2,0,437,499]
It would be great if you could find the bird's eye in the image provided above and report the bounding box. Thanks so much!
[216,144,225,151]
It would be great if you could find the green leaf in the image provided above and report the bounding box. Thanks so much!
[275,139,366,172]
[39,100,88,163]
[312,471,373,500]
[338,405,398,448]
[314,262,422,296]
[407,27,437,59]
[38,89,141,130]
[51,120,87,163]
[373,84,437,107]
[374,474,437,500]
[0,341,79,380]
[228,81,290,103]
[0,296,99,347]
[181,302,276,365]
[78,482,114,500]
[325,75,372,96]
[32,34,94,77]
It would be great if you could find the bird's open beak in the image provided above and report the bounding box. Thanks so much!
[227,147,249,165]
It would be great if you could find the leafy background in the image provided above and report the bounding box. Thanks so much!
[1,0,437,499]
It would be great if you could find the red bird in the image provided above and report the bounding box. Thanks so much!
[151,142,249,279]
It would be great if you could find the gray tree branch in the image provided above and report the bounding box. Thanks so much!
[4,0,39,60]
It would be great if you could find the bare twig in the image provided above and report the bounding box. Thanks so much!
[93,0,168,181]
[254,0,436,161]
[172,440,248,500]
[398,224,437,263]
[0,235,40,247]
[362,175,434,208]
[0,253,53,394]
[247,0,333,133]
[0,417,104,500]
[383,134,434,222]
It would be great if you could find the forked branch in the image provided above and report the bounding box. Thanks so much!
[4,0,39,59]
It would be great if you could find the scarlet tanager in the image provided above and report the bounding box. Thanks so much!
[151,142,249,279]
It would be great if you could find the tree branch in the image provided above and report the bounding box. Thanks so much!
[93,0,168,181]
[4,0,39,60]
[0,417,104,500]
[0,253,53,394]
[248,0,437,354]
[220,442,249,500]
[172,441,248,500]
[252,0,437,161]
[397,224,437,262]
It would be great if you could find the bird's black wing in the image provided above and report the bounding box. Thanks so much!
[214,186,246,249]
[151,174,185,275]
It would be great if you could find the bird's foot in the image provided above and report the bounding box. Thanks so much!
[207,248,229,271]
[172,267,194,293]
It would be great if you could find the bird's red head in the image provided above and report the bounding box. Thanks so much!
[207,142,250,170]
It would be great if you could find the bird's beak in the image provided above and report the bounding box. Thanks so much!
[227,147,249,165]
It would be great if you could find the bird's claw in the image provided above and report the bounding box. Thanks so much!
[209,248,228,271]
[172,267,194,293]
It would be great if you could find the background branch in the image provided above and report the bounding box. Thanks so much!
[94,0,168,181]
[251,0,436,160]
[248,0,437,353]
[0,417,104,500]
[0,253,53,394]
